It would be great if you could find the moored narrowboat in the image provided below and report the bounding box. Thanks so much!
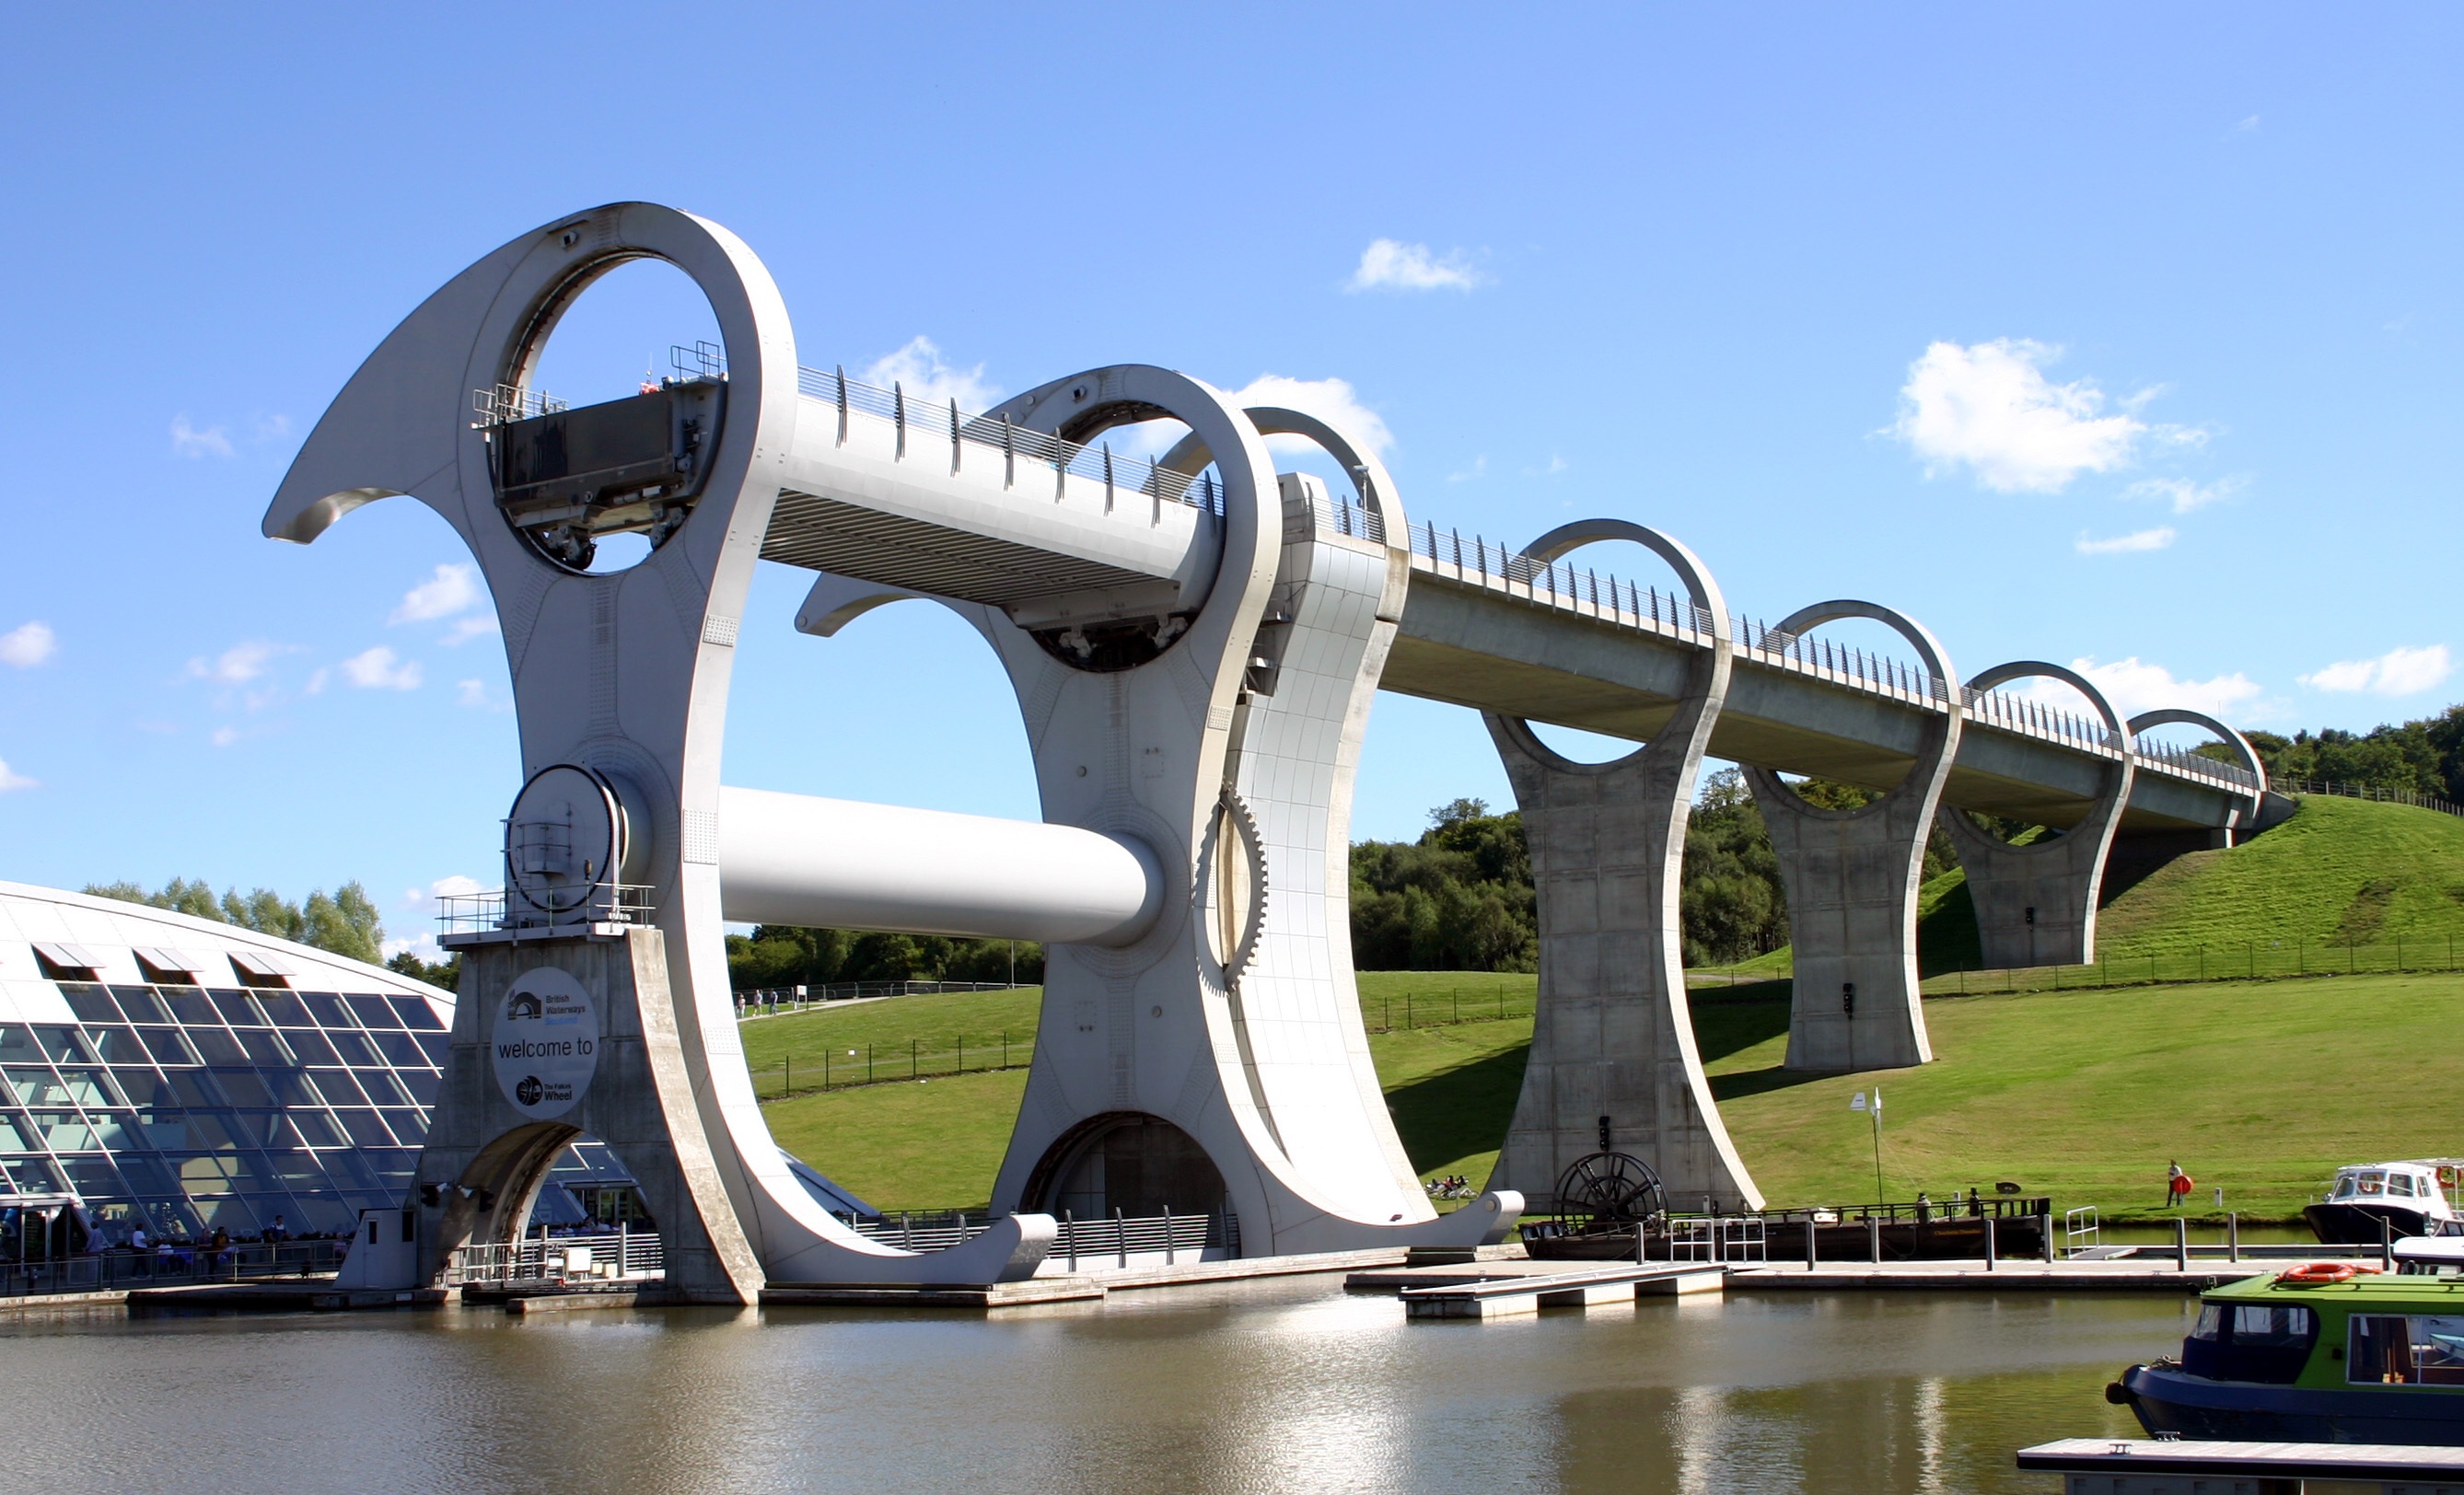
[2110,1250,2464,1445]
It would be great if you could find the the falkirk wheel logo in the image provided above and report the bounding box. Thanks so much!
[491,967,600,1120]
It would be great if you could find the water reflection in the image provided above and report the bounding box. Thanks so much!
[0,1281,2186,1494]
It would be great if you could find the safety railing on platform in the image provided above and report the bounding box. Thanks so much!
[443,1230,664,1287]
[436,884,659,937]
[1664,1213,1766,1264]
[2063,1207,2102,1258]
[0,1239,349,1297]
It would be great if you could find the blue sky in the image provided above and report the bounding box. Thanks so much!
[3,5,2458,959]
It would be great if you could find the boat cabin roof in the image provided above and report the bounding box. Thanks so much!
[2397,1238,2464,1265]
[2209,1269,2464,1307]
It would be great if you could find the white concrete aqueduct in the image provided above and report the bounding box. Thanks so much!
[266,204,2273,1299]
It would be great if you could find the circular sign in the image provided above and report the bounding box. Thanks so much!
[492,967,600,1120]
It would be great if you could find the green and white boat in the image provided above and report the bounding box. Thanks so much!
[2110,1244,2464,1445]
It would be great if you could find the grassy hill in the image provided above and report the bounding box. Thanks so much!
[746,797,2464,1221]
[759,969,2464,1222]
[1733,795,2464,980]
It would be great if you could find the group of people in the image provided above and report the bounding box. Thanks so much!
[1424,1176,1476,1200]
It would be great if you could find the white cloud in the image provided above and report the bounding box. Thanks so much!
[169,414,235,458]
[2075,527,2176,555]
[391,563,480,623]
[861,337,1001,412]
[2299,643,2453,697]
[0,758,34,793]
[2123,476,2243,513]
[186,641,283,684]
[1228,374,1396,458]
[339,646,422,690]
[441,614,499,645]
[455,678,489,709]
[1890,340,2147,493]
[431,874,483,898]
[2019,655,2263,719]
[1346,239,1482,293]
[0,621,54,668]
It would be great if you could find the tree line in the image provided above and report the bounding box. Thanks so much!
[2244,703,2464,802]
[84,877,401,971]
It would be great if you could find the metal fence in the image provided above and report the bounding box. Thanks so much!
[2279,779,2464,818]
[444,1230,665,1288]
[0,1239,349,1297]
[1664,1213,1767,1264]
[736,980,1024,1013]
[1917,932,2464,995]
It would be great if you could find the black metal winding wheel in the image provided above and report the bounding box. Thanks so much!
[1552,1151,1668,1229]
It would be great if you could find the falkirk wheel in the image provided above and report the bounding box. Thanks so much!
[271,203,2272,1298]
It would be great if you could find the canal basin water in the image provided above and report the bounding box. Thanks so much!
[0,1277,2188,1494]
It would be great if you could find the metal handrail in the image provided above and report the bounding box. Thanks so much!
[444,1231,665,1287]
[437,884,658,935]
[0,1239,349,1297]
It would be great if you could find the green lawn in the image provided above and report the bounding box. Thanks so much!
[736,986,1045,1097]
[753,968,2464,1223]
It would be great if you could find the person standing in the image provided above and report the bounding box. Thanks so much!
[2164,1162,2189,1208]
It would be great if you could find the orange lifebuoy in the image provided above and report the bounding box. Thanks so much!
[2280,1261,2379,1285]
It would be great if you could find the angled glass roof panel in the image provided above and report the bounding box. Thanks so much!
[389,996,446,1030]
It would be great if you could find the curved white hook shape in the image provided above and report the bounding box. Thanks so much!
[2127,707,2269,823]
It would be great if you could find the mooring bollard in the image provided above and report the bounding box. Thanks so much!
[1984,1214,1996,1271]
[2227,1211,2239,1264]
[1064,1208,1076,1274]
[1806,1219,1817,1272]
[1867,1214,1881,1264]
[1164,1203,1175,1267]
[1115,1206,1127,1269]
[2041,1212,2055,1264]
[2174,1216,2189,1271]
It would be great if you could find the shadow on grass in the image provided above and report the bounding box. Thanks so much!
[1689,979,1793,1064]
[1383,1045,1528,1176]
[1690,979,1835,1102]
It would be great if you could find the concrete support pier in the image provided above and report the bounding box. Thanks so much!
[1744,601,1960,1072]
[417,932,763,1302]
[1484,520,1762,1213]
[1941,662,2135,969]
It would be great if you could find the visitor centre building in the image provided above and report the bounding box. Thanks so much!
[0,880,637,1245]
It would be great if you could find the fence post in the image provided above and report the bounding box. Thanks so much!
[1115,1207,1128,1269]
[1164,1204,1175,1266]
[1983,1214,1996,1271]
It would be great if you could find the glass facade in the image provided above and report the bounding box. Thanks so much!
[2,980,630,1244]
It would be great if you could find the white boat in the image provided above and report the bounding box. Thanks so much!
[2304,1160,2464,1245]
